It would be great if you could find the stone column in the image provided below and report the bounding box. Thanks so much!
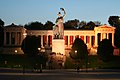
[107,33,109,39]
[46,35,48,47]
[19,32,21,45]
[89,36,91,47]
[15,32,17,45]
[21,32,24,44]
[112,33,114,46]
[95,33,98,47]
[100,33,103,41]
[9,32,11,45]
[41,35,43,48]
[4,32,6,45]
[103,33,107,39]
[84,36,86,44]
[73,36,75,42]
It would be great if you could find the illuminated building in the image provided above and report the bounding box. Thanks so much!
[2,23,119,56]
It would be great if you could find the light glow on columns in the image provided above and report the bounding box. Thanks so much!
[75,50,77,54]
[38,48,41,51]
[15,50,17,53]
[23,33,27,36]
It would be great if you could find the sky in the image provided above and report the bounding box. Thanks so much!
[0,0,120,26]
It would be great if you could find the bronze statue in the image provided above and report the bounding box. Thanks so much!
[53,8,66,39]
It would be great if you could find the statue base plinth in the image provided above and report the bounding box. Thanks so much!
[52,39,65,67]
[52,39,65,55]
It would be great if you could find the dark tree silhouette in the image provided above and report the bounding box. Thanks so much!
[69,38,88,69]
[24,21,44,30]
[0,19,4,27]
[79,21,86,29]
[21,35,48,72]
[0,26,4,47]
[64,19,79,30]
[97,39,114,62]
[86,21,96,30]
[44,21,54,30]
[108,16,120,48]
[94,21,101,27]
[64,20,101,30]
[21,35,40,55]
[24,21,54,30]
[0,19,4,46]
[108,16,120,28]
[24,20,101,30]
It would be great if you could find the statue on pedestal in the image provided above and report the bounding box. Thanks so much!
[53,8,66,39]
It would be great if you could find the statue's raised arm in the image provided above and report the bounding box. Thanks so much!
[60,8,66,18]
[56,8,66,23]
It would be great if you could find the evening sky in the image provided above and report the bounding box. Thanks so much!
[0,0,120,25]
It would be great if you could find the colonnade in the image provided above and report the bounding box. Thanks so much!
[39,35,95,48]
[4,32,24,46]
[37,32,115,48]
[95,32,114,47]
[4,26,115,49]
[4,32,115,48]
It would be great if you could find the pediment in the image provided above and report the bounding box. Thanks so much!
[97,24,115,29]
[94,24,115,30]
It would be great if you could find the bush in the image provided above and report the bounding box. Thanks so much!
[64,57,75,69]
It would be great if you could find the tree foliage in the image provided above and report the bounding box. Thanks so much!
[108,16,120,28]
[69,38,88,63]
[0,19,4,27]
[86,21,96,29]
[6,19,101,30]
[108,16,120,48]
[64,19,79,30]
[24,21,44,30]
[21,35,41,55]
[97,39,114,62]
[0,19,4,46]
[24,21,54,30]
[79,21,86,28]
[44,21,54,30]
[64,19,101,30]
[0,27,4,47]
[21,35,48,70]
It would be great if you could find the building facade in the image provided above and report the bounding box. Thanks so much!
[2,23,119,55]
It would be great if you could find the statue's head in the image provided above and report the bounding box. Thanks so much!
[57,12,62,17]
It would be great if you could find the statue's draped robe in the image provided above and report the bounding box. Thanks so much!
[53,16,64,39]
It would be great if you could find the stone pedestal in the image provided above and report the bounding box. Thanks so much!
[52,39,65,55]
[52,39,65,68]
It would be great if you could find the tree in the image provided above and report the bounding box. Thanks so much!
[108,16,120,48]
[21,35,47,72]
[24,21,44,30]
[69,38,88,69]
[44,21,54,30]
[21,35,40,55]
[86,21,96,30]
[79,21,87,29]
[108,16,120,28]
[97,39,114,62]
[0,19,4,46]
[79,21,101,30]
[94,21,101,27]
[64,19,79,30]
[0,26,4,47]
[0,19,4,27]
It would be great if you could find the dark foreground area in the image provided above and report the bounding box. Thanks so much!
[0,68,120,80]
